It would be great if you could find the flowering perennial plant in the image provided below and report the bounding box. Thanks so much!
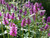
[0,0,50,38]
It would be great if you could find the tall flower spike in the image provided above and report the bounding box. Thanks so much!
[10,23,17,36]
[8,6,11,12]
[48,30,50,37]
[2,18,9,25]
[11,13,15,19]
[44,24,49,30]
[39,3,42,7]
[11,4,14,8]
[6,3,9,9]
[1,0,4,4]
[18,14,21,20]
[33,2,40,13]
[2,9,5,12]
[40,28,43,31]
[47,16,50,23]
[14,6,17,11]
[29,8,33,15]
[9,22,13,27]
[4,13,6,18]
[6,12,11,19]
[19,9,22,14]
[40,10,45,17]
[23,10,27,16]
[21,18,26,27]
[0,11,2,17]
[41,6,44,10]
[26,18,31,25]
[27,1,31,8]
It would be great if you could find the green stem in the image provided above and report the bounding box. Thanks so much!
[28,25,30,38]
[1,22,5,38]
[8,33,9,38]
[40,31,42,38]
[6,26,9,38]
[34,34,36,38]
[34,24,36,38]
[22,28,24,38]
[34,27,36,38]
[10,35,13,38]
[1,23,5,38]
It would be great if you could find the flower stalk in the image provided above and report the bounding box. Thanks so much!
[1,22,5,38]
[28,25,30,38]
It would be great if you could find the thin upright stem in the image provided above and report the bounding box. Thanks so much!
[28,25,30,38]
[7,32,9,38]
[22,28,24,38]
[6,25,9,38]
[34,24,36,38]
[1,22,5,38]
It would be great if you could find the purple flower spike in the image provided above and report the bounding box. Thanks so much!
[27,1,31,8]
[3,2,6,5]
[40,10,46,16]
[40,28,43,31]
[19,9,22,14]
[14,6,17,11]
[9,22,13,27]
[48,30,50,37]
[29,8,33,15]
[21,18,26,27]
[47,16,50,23]
[35,2,39,8]
[26,18,31,25]
[8,6,11,12]
[23,11,27,16]
[6,13,11,19]
[4,13,6,18]
[44,24,49,30]
[11,13,15,19]
[41,6,44,9]
[15,17,17,20]
[39,3,42,7]
[2,9,5,12]
[0,11,2,17]
[2,18,9,25]
[33,5,36,13]
[6,3,9,9]
[18,14,21,20]
[10,23,17,36]
[1,0,4,4]
[11,4,14,8]
[48,33,50,37]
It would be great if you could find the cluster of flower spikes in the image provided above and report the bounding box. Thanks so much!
[46,16,50,36]
[0,0,18,36]
[0,0,50,37]
[0,0,17,12]
[40,16,50,37]
[21,18,31,27]
[0,12,17,36]
[23,1,45,21]
[22,1,50,37]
